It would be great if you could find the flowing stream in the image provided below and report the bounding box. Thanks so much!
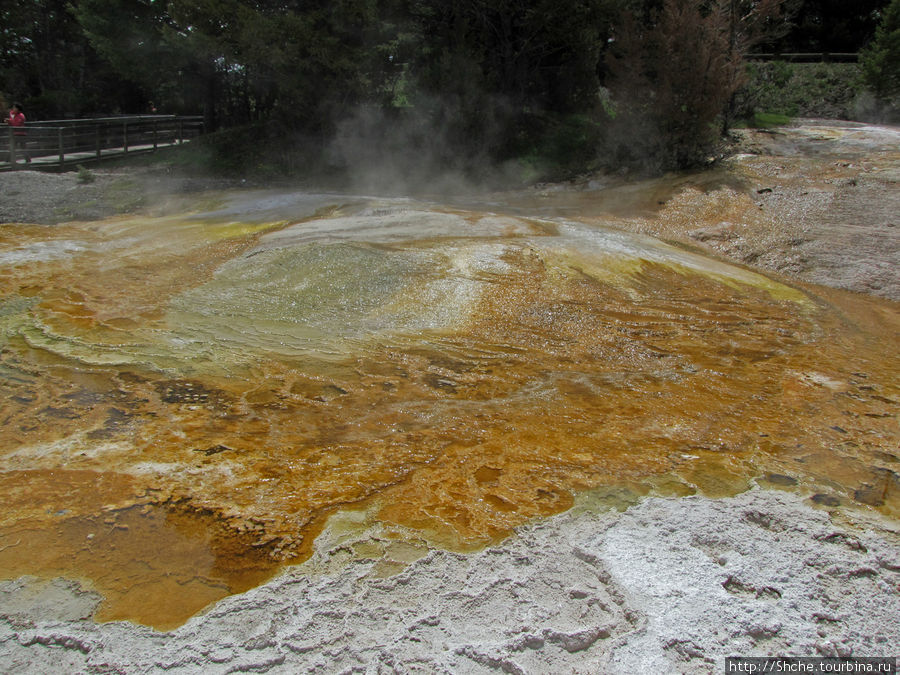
[1,143,898,630]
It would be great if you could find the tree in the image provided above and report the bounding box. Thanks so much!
[765,0,889,53]
[73,0,398,132]
[1,0,140,118]
[860,0,900,101]
[73,0,205,116]
[605,0,788,171]
[400,0,620,160]
[75,0,248,128]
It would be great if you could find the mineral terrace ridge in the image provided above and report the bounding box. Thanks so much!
[0,120,898,673]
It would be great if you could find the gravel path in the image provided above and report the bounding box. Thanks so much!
[0,168,241,225]
[0,170,142,224]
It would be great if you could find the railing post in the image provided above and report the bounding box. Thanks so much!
[153,119,158,150]
[59,127,65,168]
[123,121,129,154]
[178,118,184,144]
[96,124,102,159]
[9,127,17,167]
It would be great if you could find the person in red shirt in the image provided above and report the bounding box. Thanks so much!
[6,103,30,163]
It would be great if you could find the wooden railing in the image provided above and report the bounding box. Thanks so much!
[2,115,204,170]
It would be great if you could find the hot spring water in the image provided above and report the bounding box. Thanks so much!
[0,188,896,629]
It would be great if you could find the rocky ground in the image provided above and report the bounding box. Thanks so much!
[586,120,899,302]
[689,121,899,302]
[0,121,898,673]
[1,490,898,673]
[0,166,240,225]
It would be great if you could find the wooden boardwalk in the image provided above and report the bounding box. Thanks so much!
[1,115,204,172]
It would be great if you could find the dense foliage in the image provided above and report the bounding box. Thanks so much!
[738,61,865,120]
[0,0,892,177]
[605,0,788,171]
[860,0,900,101]
[763,0,888,53]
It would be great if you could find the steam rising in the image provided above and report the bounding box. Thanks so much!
[326,101,524,197]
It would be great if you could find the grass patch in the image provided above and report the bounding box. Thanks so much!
[750,112,793,128]
[76,165,96,184]
[102,178,148,212]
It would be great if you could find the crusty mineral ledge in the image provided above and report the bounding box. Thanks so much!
[1,487,898,674]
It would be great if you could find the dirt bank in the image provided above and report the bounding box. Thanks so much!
[546,120,898,302]
[667,121,900,302]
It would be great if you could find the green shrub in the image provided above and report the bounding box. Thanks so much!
[736,61,864,120]
[76,165,96,183]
